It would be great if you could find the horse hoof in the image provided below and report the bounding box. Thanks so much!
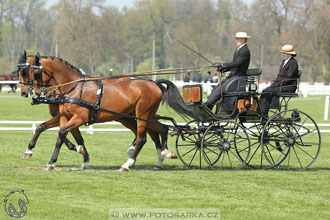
[119,167,129,172]
[169,152,177,159]
[80,162,88,170]
[23,153,33,159]
[153,165,164,171]
[45,164,55,171]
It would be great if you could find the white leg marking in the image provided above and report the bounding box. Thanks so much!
[161,149,173,158]
[81,162,88,169]
[127,144,136,159]
[25,149,33,155]
[161,149,168,156]
[76,145,84,153]
[121,158,135,170]
[157,149,165,168]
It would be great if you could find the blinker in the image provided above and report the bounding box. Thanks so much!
[33,70,42,80]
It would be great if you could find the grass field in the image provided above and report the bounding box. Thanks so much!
[0,93,330,220]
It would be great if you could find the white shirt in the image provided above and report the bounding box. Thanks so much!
[236,43,247,52]
[282,57,292,68]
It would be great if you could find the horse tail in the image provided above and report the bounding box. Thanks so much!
[155,79,203,121]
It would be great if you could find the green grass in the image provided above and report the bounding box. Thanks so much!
[0,93,330,220]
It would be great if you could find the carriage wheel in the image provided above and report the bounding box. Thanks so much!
[201,121,250,170]
[261,109,321,171]
[237,111,271,169]
[175,121,209,168]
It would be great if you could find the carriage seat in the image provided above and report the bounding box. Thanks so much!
[277,70,302,97]
[224,76,247,95]
[246,68,262,76]
[269,70,302,110]
[224,68,262,96]
[217,68,262,116]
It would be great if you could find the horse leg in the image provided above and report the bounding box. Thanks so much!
[159,125,177,159]
[117,118,138,159]
[119,118,172,164]
[148,120,177,159]
[120,120,148,172]
[45,126,69,171]
[147,129,164,170]
[23,115,77,159]
[70,128,90,170]
[45,116,83,171]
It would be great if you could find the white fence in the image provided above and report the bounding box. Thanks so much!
[0,80,19,92]
[173,81,330,97]
[1,80,330,96]
[0,121,330,133]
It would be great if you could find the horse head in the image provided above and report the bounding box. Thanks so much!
[31,54,84,96]
[31,53,48,96]
[17,50,34,97]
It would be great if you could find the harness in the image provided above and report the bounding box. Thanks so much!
[32,79,103,125]
[61,80,103,125]
[18,57,183,128]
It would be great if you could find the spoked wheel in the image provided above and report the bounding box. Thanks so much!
[261,109,321,171]
[175,121,209,168]
[237,111,269,169]
[201,121,251,170]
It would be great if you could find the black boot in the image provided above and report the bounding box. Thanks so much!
[204,103,214,111]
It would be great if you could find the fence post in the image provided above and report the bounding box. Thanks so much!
[87,125,94,135]
[32,123,36,134]
[324,96,329,121]
[206,81,212,95]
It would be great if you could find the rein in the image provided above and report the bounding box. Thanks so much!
[32,95,174,128]
[45,67,202,91]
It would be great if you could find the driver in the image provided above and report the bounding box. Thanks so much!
[205,32,251,111]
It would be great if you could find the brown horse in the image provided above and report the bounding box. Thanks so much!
[18,53,173,171]
[18,52,178,171]
[17,52,90,168]
[0,71,17,93]
[30,54,201,171]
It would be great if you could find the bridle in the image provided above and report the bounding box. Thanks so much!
[16,58,54,96]
[31,61,53,89]
[17,62,34,93]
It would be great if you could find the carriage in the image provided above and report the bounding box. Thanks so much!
[167,68,321,171]
[17,52,321,171]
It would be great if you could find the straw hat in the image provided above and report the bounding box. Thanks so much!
[234,32,251,38]
[280,45,297,55]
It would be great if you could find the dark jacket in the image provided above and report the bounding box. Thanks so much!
[204,74,213,83]
[193,73,202,82]
[183,73,190,82]
[223,44,250,78]
[270,57,298,92]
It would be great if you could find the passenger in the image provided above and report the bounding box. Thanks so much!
[212,73,218,83]
[183,72,190,82]
[205,32,251,111]
[260,45,299,117]
[204,71,213,83]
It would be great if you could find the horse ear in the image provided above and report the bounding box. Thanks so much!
[18,51,26,63]
[34,55,40,66]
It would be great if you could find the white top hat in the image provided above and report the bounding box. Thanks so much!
[235,32,251,38]
[280,45,297,55]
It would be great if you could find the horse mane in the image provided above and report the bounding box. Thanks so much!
[40,56,83,76]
